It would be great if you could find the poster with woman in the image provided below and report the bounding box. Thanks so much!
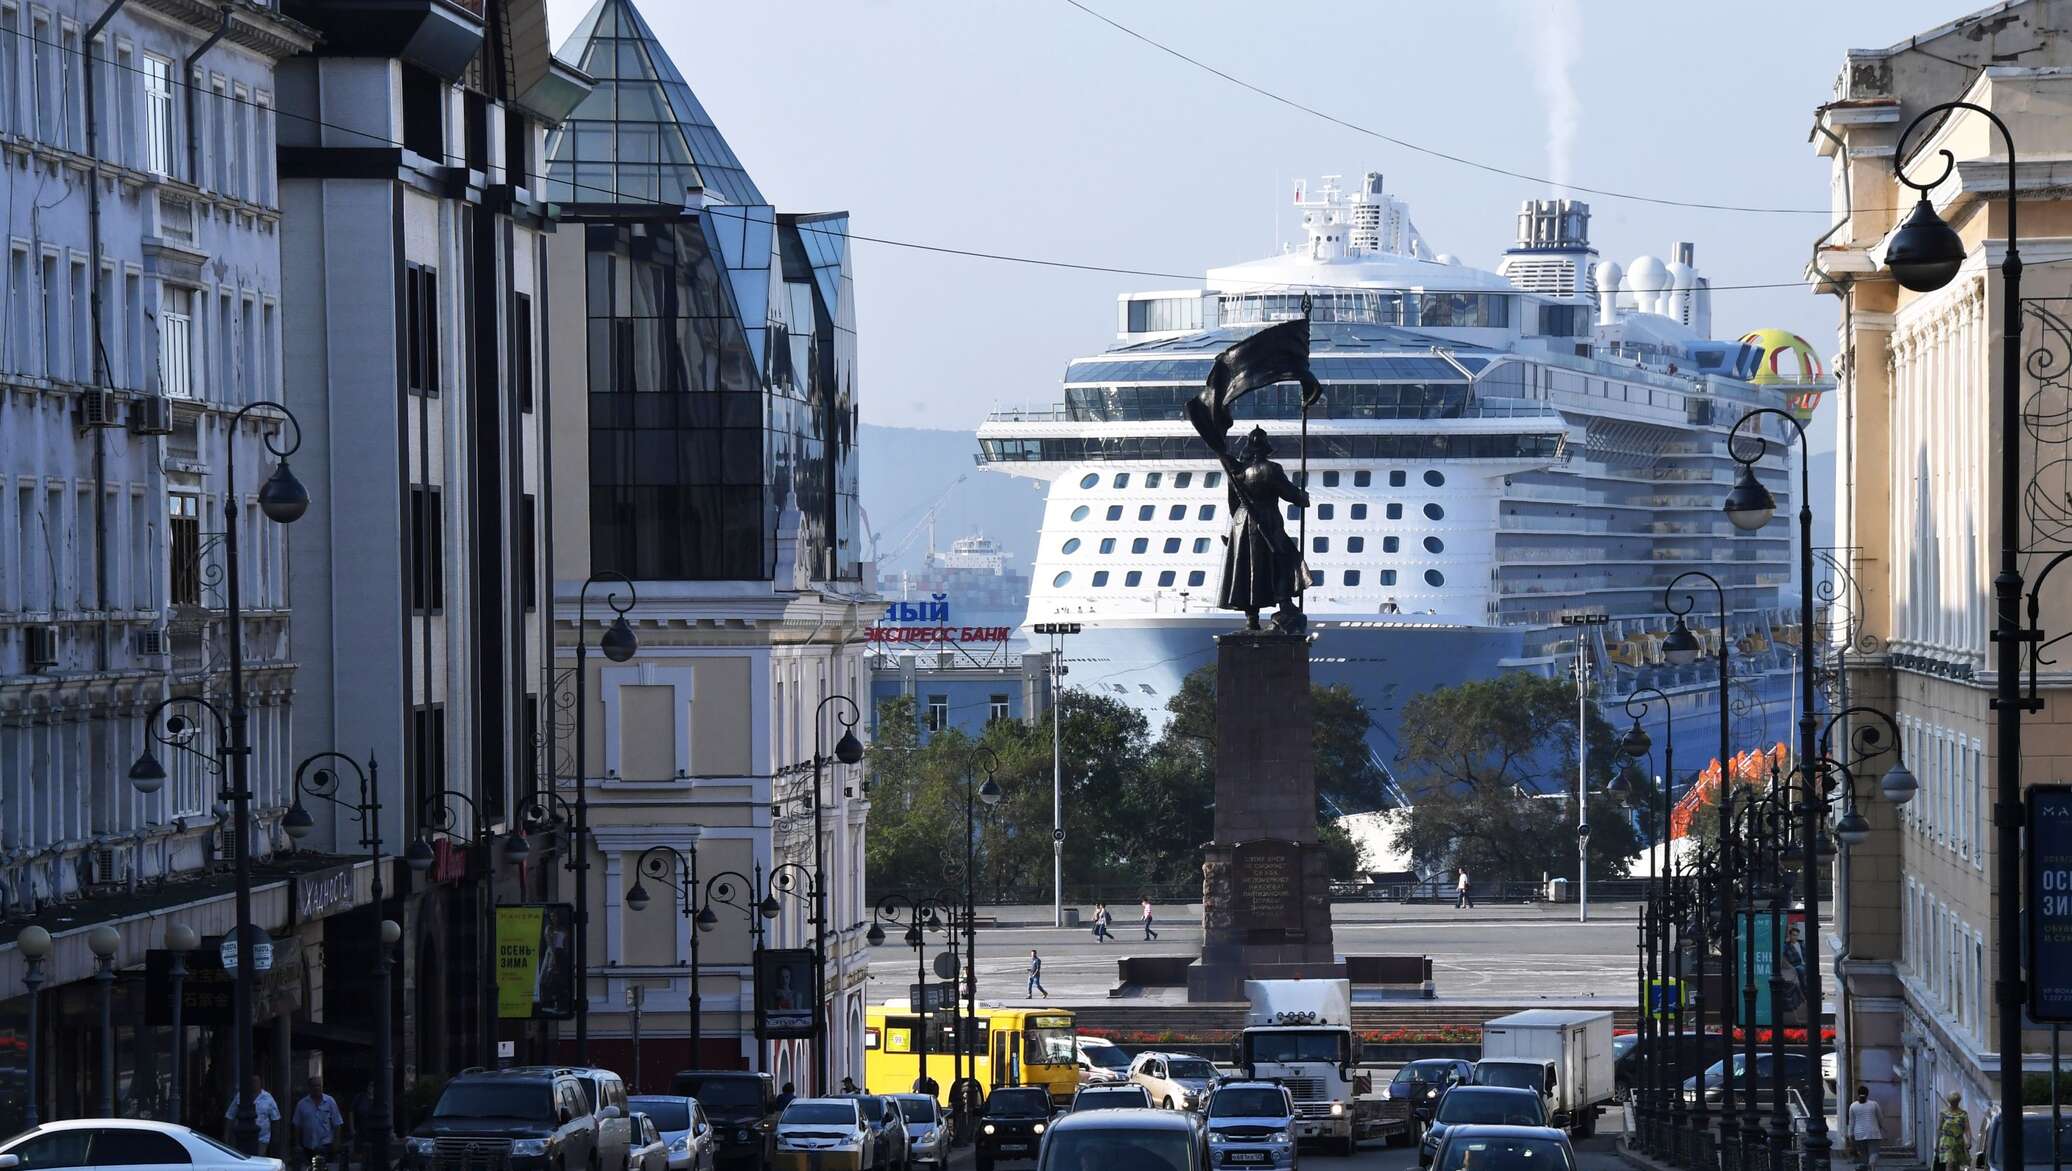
[757,948,817,1039]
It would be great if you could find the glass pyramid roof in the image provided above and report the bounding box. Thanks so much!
[547,0,765,208]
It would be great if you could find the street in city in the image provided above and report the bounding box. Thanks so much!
[922,1117,1636,1171]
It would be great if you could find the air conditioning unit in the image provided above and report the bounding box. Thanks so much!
[128,395,174,436]
[91,846,121,886]
[76,388,119,428]
[134,628,170,657]
[24,624,59,670]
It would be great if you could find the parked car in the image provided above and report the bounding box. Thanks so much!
[1417,1087,1546,1168]
[889,1094,948,1169]
[1204,1079,1298,1170]
[628,1096,715,1171]
[626,1115,669,1171]
[1069,1085,1154,1113]
[772,1098,873,1171]
[1385,1059,1474,1122]
[1033,1108,1206,1171]
[669,1071,778,1170]
[1982,1108,2072,1171]
[1679,1052,1824,1106]
[547,1067,635,1171]
[0,1120,284,1171]
[977,1086,1054,1171]
[1128,1052,1218,1112]
[1614,1031,1729,1098]
[402,1067,602,1171]
[852,1096,907,1170]
[1075,1037,1132,1086]
[1427,1125,1577,1171]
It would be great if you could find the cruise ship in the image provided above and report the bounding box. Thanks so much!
[975,174,1826,795]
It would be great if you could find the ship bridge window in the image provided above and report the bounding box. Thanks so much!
[1206,472,1223,488]
[1092,571,1109,587]
[1425,536,1444,554]
[1158,571,1176,587]
[1138,505,1155,521]
[1425,469,1446,487]
[1308,570,1323,586]
[1193,538,1211,554]
[1389,470,1407,487]
[1313,536,1329,553]
[1344,571,1361,586]
[1100,538,1116,554]
[1351,504,1368,520]
[1425,503,1445,520]
[1062,538,1081,554]
[1125,571,1143,587]
[1079,473,1099,489]
[1163,538,1181,553]
[1188,570,1206,587]
[1126,296,1203,333]
[1053,572,1072,588]
[1355,471,1372,487]
[1131,538,1149,554]
[1169,505,1186,520]
[1071,506,1090,522]
[1380,570,1398,586]
[1198,505,1216,521]
[1145,472,1162,488]
[1348,537,1365,553]
[1106,506,1123,521]
[1383,536,1399,553]
[1317,504,1334,520]
[1386,503,1404,520]
[1175,472,1193,488]
[1413,292,1512,329]
[1323,471,1340,487]
[1113,473,1130,489]
[1425,569,1446,587]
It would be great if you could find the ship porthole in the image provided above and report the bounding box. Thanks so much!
[1063,538,1081,554]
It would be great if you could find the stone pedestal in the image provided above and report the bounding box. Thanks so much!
[1187,631,1341,1001]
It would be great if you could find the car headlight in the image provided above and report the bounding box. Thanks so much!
[667,1138,688,1152]
[983,1124,996,1135]
[1269,1132,1291,1144]
[1426,1089,1439,1099]
[406,1138,437,1156]
[1330,1102,1346,1117]
[510,1140,549,1157]
[1032,1123,1045,1136]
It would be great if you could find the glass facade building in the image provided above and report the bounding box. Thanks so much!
[551,0,859,582]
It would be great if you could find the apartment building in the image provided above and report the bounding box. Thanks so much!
[1810,0,2072,1151]
[544,0,874,1089]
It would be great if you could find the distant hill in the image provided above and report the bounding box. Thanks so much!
[860,424,1048,577]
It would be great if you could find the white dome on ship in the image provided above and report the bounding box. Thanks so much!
[1626,255,1670,315]
[1593,261,1624,319]
[1435,254,1461,266]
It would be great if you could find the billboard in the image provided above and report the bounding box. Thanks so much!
[2027,786,2072,1021]
[1749,910,1811,1028]
[496,904,576,1020]
[756,948,817,1039]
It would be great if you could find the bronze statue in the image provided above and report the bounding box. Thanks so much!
[1183,313,1321,632]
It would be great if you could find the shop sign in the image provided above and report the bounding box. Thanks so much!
[431,838,469,884]
[495,904,575,1020]
[146,935,303,1027]
[2027,785,2072,1021]
[867,593,1011,644]
[295,864,357,923]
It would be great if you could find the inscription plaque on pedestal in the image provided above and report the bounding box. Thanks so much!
[1234,840,1304,940]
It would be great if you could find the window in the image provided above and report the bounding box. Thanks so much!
[410,485,444,612]
[87,1129,190,1166]
[1425,569,1445,586]
[1138,505,1154,521]
[68,258,86,381]
[1205,472,1223,488]
[1308,570,1323,585]
[406,266,441,395]
[1145,472,1161,488]
[1162,538,1180,553]
[1105,506,1122,521]
[142,54,173,176]
[208,78,227,191]
[988,695,1010,723]
[1383,536,1399,552]
[1071,506,1089,521]
[1061,538,1080,554]
[1323,471,1340,487]
[1386,503,1403,520]
[1099,538,1115,554]
[1354,470,1372,487]
[10,1129,91,1169]
[1313,536,1329,553]
[1198,505,1215,521]
[1425,469,1446,487]
[1079,473,1098,489]
[1187,571,1205,587]
[520,494,538,612]
[1389,470,1406,487]
[1425,536,1445,553]
[37,252,55,378]
[925,696,948,732]
[253,97,274,204]
[1425,503,1445,520]
[1124,571,1142,587]
[1112,472,1130,488]
[1317,504,1334,520]
[28,15,47,142]
[1380,570,1397,586]
[169,493,199,605]
[514,292,535,413]
[1051,571,1071,588]
[1091,571,1108,587]
[1130,538,1148,554]
[1285,504,1298,521]
[56,24,77,148]
[1157,570,1175,586]
[1193,538,1210,554]
[230,85,250,199]
[1168,505,1185,520]
[1347,536,1365,553]
[1344,570,1361,586]
[0,9,15,136]
[1351,503,1367,520]
[1174,472,1192,488]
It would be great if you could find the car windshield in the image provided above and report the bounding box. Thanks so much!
[433,1083,555,1121]
[1437,1091,1545,1126]
[855,1098,885,1122]
[1084,1046,1131,1070]
[1398,1063,1459,1085]
[1040,1129,1197,1171]
[1248,1031,1347,1064]
[988,1089,1052,1117]
[781,1103,857,1126]
[631,1099,690,1131]
[1476,1066,1543,1092]
[1074,1090,1145,1112]
[1168,1059,1217,1080]
[895,1099,938,1124]
[1993,1116,2072,1165]
[1613,1036,1638,1059]
[673,1077,762,1111]
[1437,1136,1574,1171]
[1210,1089,1289,1118]
[1026,1027,1078,1065]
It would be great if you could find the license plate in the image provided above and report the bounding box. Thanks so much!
[1227,1153,1269,1164]
[1000,1144,1029,1153]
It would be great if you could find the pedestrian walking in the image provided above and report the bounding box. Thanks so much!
[293,1076,346,1171]
[1141,898,1158,940]
[1027,949,1047,997]
[1935,1092,1972,1171]
[774,1083,796,1113]
[1847,1086,1885,1170]
[347,1087,372,1171]
[1455,868,1474,909]
[840,1077,861,1095]
[225,1075,283,1156]
[1091,904,1112,942]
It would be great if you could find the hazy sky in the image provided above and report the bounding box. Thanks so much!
[543,0,1968,450]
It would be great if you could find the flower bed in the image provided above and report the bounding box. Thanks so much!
[1076,1025,1484,1046]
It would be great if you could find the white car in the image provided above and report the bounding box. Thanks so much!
[1076,1037,1131,1085]
[775,1098,876,1167]
[0,1120,284,1171]
[629,1095,717,1171]
[1128,1051,1219,1112]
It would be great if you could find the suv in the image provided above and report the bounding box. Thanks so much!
[404,1068,601,1171]
[976,1086,1053,1171]
[669,1071,777,1170]
[1205,1080,1298,1170]
[1069,1085,1153,1113]
[1128,1052,1217,1112]
[548,1068,634,1171]
[853,1096,908,1170]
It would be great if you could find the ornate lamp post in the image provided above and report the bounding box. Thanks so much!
[164,924,198,1126]
[125,400,306,1154]
[570,573,638,1062]
[17,925,49,1127]
[405,788,496,1066]
[1613,688,1674,1149]
[955,748,1004,1138]
[803,695,864,1093]
[627,846,778,1071]
[867,893,959,1098]
[89,925,119,1117]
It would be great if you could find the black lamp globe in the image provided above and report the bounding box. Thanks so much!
[978,778,1003,806]
[866,923,886,948]
[1723,467,1778,532]
[758,894,782,920]
[600,615,638,663]
[1660,617,1703,667]
[835,728,864,766]
[1885,197,1967,293]
[258,460,309,524]
[128,747,168,795]
[504,832,532,864]
[1620,724,1652,759]
[625,882,652,914]
[404,837,436,874]
[1881,761,1919,805]
[695,906,718,933]
[282,802,315,841]
[1835,810,1872,848]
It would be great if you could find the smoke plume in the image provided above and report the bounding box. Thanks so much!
[1522,0,1583,193]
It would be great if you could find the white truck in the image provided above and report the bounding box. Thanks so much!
[1238,979,1408,1155]
[1477,1009,1617,1137]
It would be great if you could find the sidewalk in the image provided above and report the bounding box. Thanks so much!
[973,899,1662,929]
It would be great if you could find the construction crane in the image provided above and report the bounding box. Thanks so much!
[875,474,967,569]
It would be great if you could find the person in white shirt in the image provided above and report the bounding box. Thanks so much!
[1456,869,1474,910]
[225,1075,283,1154]
[1847,1085,1886,1170]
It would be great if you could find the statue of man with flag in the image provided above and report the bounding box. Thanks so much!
[1183,309,1321,631]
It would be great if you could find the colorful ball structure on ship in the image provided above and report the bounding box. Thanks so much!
[1740,328,1827,421]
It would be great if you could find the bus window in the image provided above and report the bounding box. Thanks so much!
[1024,1020,1076,1066]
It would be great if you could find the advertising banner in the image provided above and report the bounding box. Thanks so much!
[496,904,576,1020]
[757,948,818,1039]
[2027,786,2072,1021]
[1749,910,1811,1028]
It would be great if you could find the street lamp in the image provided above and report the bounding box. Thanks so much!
[406,788,496,1066]
[17,925,49,1127]
[165,924,199,1125]
[1665,569,1731,1146]
[89,924,119,1116]
[124,399,304,1155]
[283,752,390,1171]
[802,694,863,1093]
[1031,622,1081,927]
[954,747,1004,1136]
[627,843,777,1073]
[571,572,638,1062]
[868,893,959,1099]
[1559,612,1610,922]
[1615,686,1676,1149]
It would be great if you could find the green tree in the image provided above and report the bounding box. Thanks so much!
[1395,673,1620,796]
[1390,785,1643,886]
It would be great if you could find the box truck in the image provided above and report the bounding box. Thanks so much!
[1477,1009,1616,1136]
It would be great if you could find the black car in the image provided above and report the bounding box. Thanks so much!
[669,1071,777,1170]
[1616,1031,1728,1097]
[404,1068,601,1171]
[977,1087,1053,1171]
[1387,1059,1473,1122]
